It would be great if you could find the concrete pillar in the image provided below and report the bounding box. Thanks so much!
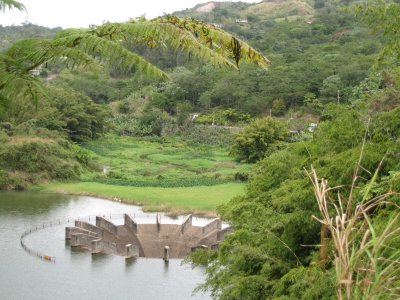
[181,214,192,234]
[91,239,102,253]
[163,246,170,262]
[125,244,139,258]
[65,227,72,239]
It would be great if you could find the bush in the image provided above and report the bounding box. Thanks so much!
[231,117,288,162]
[0,132,86,190]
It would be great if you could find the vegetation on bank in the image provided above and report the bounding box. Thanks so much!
[0,125,87,190]
[187,104,400,299]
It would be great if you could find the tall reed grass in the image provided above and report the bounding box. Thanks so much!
[308,165,399,299]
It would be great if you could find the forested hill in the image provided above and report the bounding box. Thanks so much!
[0,23,61,52]
[0,0,387,118]
[167,0,385,117]
[176,0,314,23]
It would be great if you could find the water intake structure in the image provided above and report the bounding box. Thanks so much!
[66,214,232,260]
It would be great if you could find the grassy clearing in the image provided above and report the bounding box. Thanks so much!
[32,134,251,214]
[82,134,252,183]
[37,181,245,216]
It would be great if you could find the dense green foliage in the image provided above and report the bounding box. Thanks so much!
[0,125,87,189]
[231,117,288,162]
[188,104,400,299]
[152,0,381,118]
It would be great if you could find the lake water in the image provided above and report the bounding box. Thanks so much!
[0,191,211,300]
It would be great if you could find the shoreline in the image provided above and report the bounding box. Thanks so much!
[35,188,220,219]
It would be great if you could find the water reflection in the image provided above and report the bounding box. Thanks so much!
[125,256,137,268]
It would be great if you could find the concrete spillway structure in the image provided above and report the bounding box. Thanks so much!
[66,214,231,259]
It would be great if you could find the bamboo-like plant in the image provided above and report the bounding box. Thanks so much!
[307,164,400,300]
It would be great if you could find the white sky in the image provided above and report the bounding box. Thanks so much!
[0,0,259,29]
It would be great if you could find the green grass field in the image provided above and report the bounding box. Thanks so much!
[82,135,252,183]
[37,134,251,214]
[38,181,245,215]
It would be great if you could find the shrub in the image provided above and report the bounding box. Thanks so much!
[0,132,85,189]
[231,117,288,162]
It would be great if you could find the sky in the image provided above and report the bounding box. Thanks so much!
[0,0,259,29]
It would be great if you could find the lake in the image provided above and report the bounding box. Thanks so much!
[0,191,211,300]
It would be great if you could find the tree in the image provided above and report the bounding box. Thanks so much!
[230,117,288,162]
[188,105,400,299]
[355,1,400,61]
[0,14,270,113]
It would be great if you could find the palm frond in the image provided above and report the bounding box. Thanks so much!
[0,0,26,12]
[55,28,169,79]
[93,17,270,69]
[153,15,270,68]
[0,54,47,106]
[93,21,238,69]
[6,38,97,71]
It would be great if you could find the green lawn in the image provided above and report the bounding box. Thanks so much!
[82,135,252,183]
[39,181,245,215]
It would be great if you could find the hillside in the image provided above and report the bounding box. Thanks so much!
[0,0,385,118]
[176,0,314,23]
[0,23,60,52]
[243,0,314,21]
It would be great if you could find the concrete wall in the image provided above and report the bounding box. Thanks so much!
[181,214,192,234]
[202,218,222,235]
[99,240,118,254]
[70,234,119,255]
[75,221,104,238]
[124,214,137,234]
[66,227,99,239]
[96,216,117,235]
[70,233,97,249]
